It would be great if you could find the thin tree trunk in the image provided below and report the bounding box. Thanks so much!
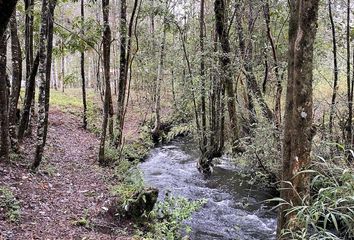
[328,0,338,140]
[116,0,128,147]
[32,0,57,170]
[151,20,166,141]
[277,0,319,237]
[80,0,87,129]
[263,0,282,128]
[0,35,9,161]
[346,0,353,163]
[98,0,112,164]
[200,0,207,154]
[61,39,65,92]
[215,0,239,152]
[9,13,22,151]
[18,53,40,141]
[115,0,139,147]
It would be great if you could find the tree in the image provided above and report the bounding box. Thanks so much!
[328,0,339,140]
[80,0,88,129]
[115,0,139,147]
[18,0,36,141]
[214,0,239,152]
[9,13,22,151]
[0,35,9,162]
[98,0,112,164]
[33,0,57,170]
[151,14,167,142]
[0,0,18,162]
[278,0,320,237]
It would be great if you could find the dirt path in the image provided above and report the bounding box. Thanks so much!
[0,108,132,239]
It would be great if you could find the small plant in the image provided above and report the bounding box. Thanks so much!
[138,193,206,240]
[111,159,145,209]
[72,209,90,228]
[0,186,20,222]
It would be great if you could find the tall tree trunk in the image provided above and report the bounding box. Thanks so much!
[200,0,207,154]
[115,0,139,147]
[9,13,22,151]
[32,0,57,170]
[81,0,88,129]
[328,0,338,140]
[277,0,319,237]
[116,0,128,147]
[0,35,9,161]
[24,0,35,136]
[215,0,239,152]
[98,0,112,164]
[345,0,353,163]
[151,20,166,142]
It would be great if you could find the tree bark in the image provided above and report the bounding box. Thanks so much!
[9,13,22,151]
[151,19,166,142]
[32,0,57,170]
[277,0,319,237]
[81,0,88,129]
[328,0,338,140]
[98,0,112,164]
[116,0,128,147]
[200,0,207,154]
[0,34,9,161]
[18,53,40,141]
[214,0,239,152]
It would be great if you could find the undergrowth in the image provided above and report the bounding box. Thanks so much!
[275,156,354,239]
[135,194,206,240]
[0,186,21,222]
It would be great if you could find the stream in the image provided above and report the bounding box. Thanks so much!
[140,139,277,240]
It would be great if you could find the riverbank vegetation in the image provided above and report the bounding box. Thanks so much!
[1,0,354,239]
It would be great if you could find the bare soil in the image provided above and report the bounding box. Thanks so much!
[0,108,133,240]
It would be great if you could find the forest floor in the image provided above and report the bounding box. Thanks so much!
[0,107,134,239]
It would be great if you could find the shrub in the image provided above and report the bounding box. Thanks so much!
[137,193,206,240]
[0,186,20,222]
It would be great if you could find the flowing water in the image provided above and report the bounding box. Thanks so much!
[140,139,277,240]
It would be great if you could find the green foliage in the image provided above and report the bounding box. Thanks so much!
[165,124,194,143]
[111,159,145,208]
[277,157,354,239]
[0,187,21,222]
[236,120,281,182]
[53,16,101,56]
[137,194,206,240]
[72,209,90,228]
[123,126,154,162]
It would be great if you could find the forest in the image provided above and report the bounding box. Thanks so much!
[0,0,354,239]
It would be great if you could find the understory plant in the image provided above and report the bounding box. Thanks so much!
[0,186,20,222]
[136,193,206,240]
[276,156,354,239]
